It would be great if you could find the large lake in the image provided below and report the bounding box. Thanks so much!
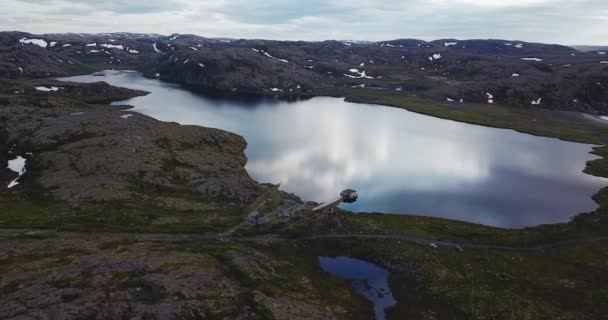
[61,70,607,228]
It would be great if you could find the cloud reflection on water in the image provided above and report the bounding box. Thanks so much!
[63,71,608,228]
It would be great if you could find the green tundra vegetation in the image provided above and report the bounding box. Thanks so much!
[2,65,608,319]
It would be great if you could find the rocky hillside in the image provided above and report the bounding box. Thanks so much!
[1,31,607,113]
[0,80,259,210]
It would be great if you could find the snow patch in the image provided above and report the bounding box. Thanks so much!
[446,97,454,102]
[62,44,71,47]
[262,51,289,63]
[486,92,494,104]
[345,69,374,79]
[429,53,442,61]
[86,43,97,47]
[511,73,520,77]
[100,44,124,50]
[49,41,57,47]
[35,86,61,92]
[7,156,26,188]
[19,38,47,48]
[270,88,283,92]
[601,61,608,64]
[128,49,139,54]
[444,42,458,47]
[153,43,162,53]
[521,58,543,62]
[120,114,133,119]
[531,98,542,105]
[190,47,198,51]
[198,63,205,68]
[515,44,524,48]
[599,52,607,55]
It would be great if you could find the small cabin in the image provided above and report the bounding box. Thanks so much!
[340,189,358,203]
[247,211,268,225]
[277,203,305,217]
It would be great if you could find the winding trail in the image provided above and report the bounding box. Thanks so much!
[2,229,607,252]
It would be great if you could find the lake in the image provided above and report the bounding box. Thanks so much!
[319,256,396,320]
[61,70,608,228]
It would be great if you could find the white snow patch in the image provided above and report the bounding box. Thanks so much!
[262,51,289,63]
[120,114,133,119]
[511,73,520,77]
[531,98,542,105]
[486,92,494,104]
[198,63,205,68]
[444,42,458,47]
[599,52,607,55]
[304,65,314,69]
[515,44,524,48]
[62,44,71,47]
[86,43,96,47]
[345,69,374,79]
[270,88,283,92]
[49,41,57,47]
[101,44,124,50]
[601,61,608,64]
[601,116,608,121]
[359,63,365,67]
[19,38,47,48]
[446,97,454,102]
[128,49,139,54]
[155,73,160,77]
[251,48,260,52]
[88,50,101,53]
[521,58,543,62]
[153,43,162,53]
[35,86,61,92]
[71,112,85,116]
[190,47,198,51]
[7,156,26,188]
[18,67,23,74]
[183,59,190,64]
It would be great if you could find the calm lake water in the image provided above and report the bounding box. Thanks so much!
[319,256,396,320]
[61,70,608,228]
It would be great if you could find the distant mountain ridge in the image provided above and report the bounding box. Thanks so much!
[1,31,607,113]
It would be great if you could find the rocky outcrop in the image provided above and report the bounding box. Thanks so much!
[0,81,259,206]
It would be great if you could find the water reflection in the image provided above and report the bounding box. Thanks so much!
[60,71,608,228]
[319,256,396,320]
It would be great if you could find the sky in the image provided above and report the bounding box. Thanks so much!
[2,0,607,45]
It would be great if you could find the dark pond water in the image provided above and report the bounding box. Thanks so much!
[61,70,608,228]
[319,256,396,320]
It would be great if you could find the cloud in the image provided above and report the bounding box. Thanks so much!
[2,0,607,44]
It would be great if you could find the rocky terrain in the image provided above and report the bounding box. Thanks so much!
[0,79,259,212]
[1,31,607,113]
[2,31,608,320]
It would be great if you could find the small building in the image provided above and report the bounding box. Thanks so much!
[340,189,358,203]
[277,203,305,217]
[247,211,268,225]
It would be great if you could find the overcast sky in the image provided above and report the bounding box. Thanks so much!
[2,0,607,45]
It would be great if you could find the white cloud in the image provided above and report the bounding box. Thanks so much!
[2,0,607,44]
